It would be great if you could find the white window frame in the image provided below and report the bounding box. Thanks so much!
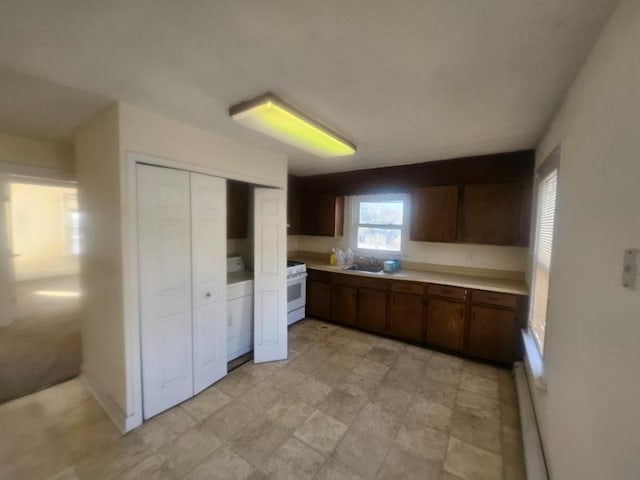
[524,146,560,390]
[349,193,409,256]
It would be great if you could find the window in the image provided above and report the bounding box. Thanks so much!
[351,194,408,254]
[63,194,80,256]
[529,154,559,356]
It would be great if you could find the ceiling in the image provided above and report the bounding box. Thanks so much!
[0,0,618,175]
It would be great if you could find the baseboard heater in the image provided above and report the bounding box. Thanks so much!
[514,362,549,480]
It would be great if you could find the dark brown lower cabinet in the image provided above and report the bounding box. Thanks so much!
[425,298,466,351]
[388,292,424,342]
[331,285,358,327]
[357,287,388,333]
[304,268,525,365]
[467,305,516,363]
[307,281,331,320]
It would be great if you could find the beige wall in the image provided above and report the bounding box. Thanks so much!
[289,196,528,272]
[528,0,640,477]
[118,103,287,188]
[0,132,73,172]
[74,103,128,422]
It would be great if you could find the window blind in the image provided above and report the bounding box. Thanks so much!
[530,168,558,355]
[536,170,558,269]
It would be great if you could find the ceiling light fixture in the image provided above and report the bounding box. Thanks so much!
[229,93,356,157]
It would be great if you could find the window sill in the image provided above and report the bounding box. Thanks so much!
[521,330,547,392]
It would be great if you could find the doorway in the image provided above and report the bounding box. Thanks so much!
[0,174,81,403]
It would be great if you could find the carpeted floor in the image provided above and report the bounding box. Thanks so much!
[0,275,81,403]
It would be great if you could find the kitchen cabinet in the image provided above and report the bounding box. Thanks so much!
[357,286,388,333]
[287,175,302,235]
[227,180,250,239]
[331,276,358,327]
[388,282,425,342]
[461,182,523,245]
[467,290,519,363]
[425,298,466,351]
[468,305,516,364]
[304,267,526,365]
[307,270,331,320]
[300,192,344,237]
[410,185,459,242]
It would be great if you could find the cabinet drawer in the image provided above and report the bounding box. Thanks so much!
[356,277,388,290]
[333,273,360,286]
[308,269,332,283]
[472,290,517,309]
[391,281,425,295]
[428,284,467,300]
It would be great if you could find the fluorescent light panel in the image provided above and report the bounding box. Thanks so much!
[229,93,356,157]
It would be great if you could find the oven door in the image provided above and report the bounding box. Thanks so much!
[287,273,307,312]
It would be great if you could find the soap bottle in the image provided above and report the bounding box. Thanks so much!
[329,248,336,265]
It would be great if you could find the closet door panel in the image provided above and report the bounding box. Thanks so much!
[191,173,227,393]
[253,188,287,363]
[137,164,193,420]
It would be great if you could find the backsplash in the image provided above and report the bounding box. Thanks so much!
[288,234,527,273]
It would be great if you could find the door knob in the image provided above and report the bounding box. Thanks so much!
[205,292,211,298]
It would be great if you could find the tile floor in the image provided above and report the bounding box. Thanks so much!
[0,319,526,480]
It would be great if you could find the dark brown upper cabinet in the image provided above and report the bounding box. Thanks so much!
[299,192,344,237]
[227,180,250,239]
[410,185,459,242]
[461,182,523,245]
[287,175,302,235]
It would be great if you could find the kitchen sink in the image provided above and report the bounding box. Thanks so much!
[343,264,384,273]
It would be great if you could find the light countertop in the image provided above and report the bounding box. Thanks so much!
[297,259,529,296]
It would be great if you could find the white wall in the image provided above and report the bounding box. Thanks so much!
[74,104,129,424]
[528,0,640,478]
[290,196,528,272]
[76,101,287,432]
[0,132,73,172]
[118,103,287,188]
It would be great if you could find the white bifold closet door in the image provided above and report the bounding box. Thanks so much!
[253,187,287,363]
[137,164,226,420]
[190,172,227,394]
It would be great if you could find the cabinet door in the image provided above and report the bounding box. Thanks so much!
[461,182,523,245]
[307,281,331,319]
[331,284,358,327]
[357,287,388,333]
[388,293,424,342]
[137,164,193,419]
[425,298,466,351]
[468,305,516,363]
[410,185,459,242]
[300,192,343,236]
[227,180,249,239]
[287,175,301,235]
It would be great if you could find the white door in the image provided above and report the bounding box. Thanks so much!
[190,173,227,393]
[253,187,288,363]
[137,164,194,419]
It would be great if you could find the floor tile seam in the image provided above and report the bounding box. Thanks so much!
[224,429,290,473]
[457,384,502,404]
[445,434,506,476]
